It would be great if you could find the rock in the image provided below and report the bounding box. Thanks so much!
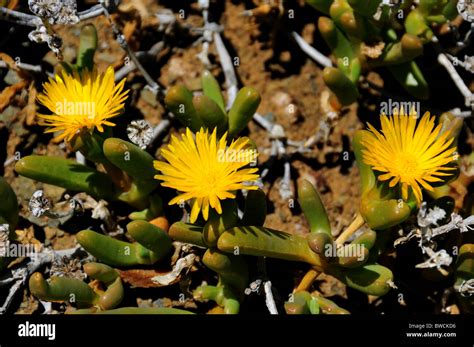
[140,88,159,107]
[271,91,300,123]
[4,69,22,85]
[43,183,66,203]
[62,46,76,64]
[0,106,20,125]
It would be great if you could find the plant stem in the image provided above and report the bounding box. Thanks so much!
[295,269,320,292]
[335,212,365,245]
[101,162,131,192]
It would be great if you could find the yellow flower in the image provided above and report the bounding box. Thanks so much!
[37,67,129,142]
[154,128,259,223]
[360,112,457,204]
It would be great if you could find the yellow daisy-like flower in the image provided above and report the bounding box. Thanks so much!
[37,66,129,142]
[154,128,259,223]
[360,112,457,204]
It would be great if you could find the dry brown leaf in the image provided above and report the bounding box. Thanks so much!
[24,83,38,126]
[361,42,385,59]
[118,268,181,288]
[15,225,43,252]
[119,0,149,22]
[123,21,138,42]
[0,52,30,81]
[450,173,472,210]
[0,80,27,112]
[0,52,19,71]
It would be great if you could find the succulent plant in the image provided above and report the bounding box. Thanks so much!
[0,0,472,321]
[168,191,266,313]
[170,176,392,302]
[15,136,161,210]
[29,262,194,314]
[306,0,458,105]
[193,249,248,314]
[152,78,265,313]
[29,263,124,310]
[216,179,394,297]
[354,112,462,230]
[284,290,350,314]
[14,24,160,211]
[76,220,172,267]
[165,70,261,137]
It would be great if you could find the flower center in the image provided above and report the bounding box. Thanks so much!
[194,168,219,194]
[394,152,419,179]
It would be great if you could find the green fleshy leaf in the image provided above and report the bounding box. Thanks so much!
[15,156,117,200]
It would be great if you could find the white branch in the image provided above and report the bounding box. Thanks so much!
[292,32,332,68]
[0,60,42,73]
[437,53,473,109]
[253,113,274,132]
[213,32,238,109]
[264,281,278,314]
[150,118,171,146]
